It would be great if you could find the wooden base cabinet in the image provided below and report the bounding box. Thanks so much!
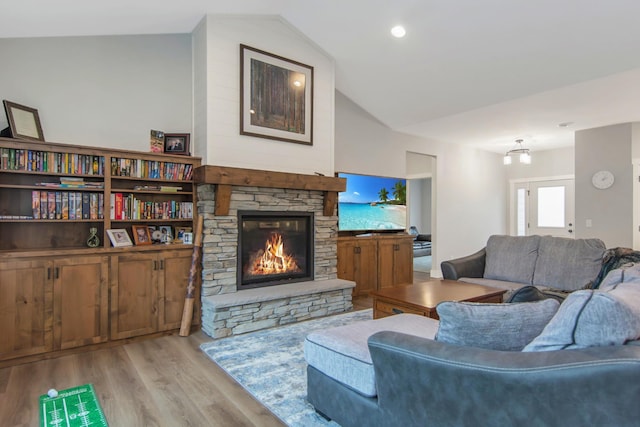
[0,255,109,361]
[337,234,414,295]
[110,248,195,340]
[54,255,109,350]
[0,259,53,360]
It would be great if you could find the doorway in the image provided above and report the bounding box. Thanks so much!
[511,178,575,238]
[407,152,436,276]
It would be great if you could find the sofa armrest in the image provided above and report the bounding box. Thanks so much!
[440,248,486,280]
[368,331,640,427]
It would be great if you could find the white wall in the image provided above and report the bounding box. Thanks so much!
[335,91,507,276]
[575,123,634,247]
[0,35,192,151]
[194,15,335,176]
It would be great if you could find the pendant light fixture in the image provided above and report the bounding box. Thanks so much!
[503,139,531,165]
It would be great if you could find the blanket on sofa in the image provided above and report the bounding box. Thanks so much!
[593,247,640,288]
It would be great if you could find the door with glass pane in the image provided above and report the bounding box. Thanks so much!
[514,179,575,238]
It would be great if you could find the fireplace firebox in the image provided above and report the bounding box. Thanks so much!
[237,211,314,290]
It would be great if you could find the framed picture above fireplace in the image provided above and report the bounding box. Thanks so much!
[240,44,313,146]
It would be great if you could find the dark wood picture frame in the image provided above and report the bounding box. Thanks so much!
[132,225,152,245]
[2,100,45,142]
[163,133,190,155]
[240,44,313,145]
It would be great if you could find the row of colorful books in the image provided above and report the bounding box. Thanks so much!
[32,191,104,220]
[110,193,193,220]
[1,148,105,175]
[110,157,194,181]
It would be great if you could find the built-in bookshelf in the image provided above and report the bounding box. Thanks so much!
[0,137,201,252]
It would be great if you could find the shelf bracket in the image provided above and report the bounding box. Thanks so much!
[215,184,232,216]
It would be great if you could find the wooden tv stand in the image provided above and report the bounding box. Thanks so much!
[337,233,414,296]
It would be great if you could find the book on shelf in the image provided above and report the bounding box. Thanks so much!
[32,191,40,219]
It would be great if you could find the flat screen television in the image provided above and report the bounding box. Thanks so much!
[337,172,407,233]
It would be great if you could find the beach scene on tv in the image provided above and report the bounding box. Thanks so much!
[338,173,407,231]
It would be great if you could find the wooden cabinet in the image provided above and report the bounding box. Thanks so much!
[0,254,108,361]
[337,238,378,296]
[110,248,194,340]
[0,259,53,360]
[337,234,414,295]
[0,137,201,366]
[377,237,413,290]
[54,255,109,350]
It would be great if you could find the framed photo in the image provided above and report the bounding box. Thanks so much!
[107,229,133,248]
[2,100,45,141]
[158,225,173,243]
[240,44,313,145]
[132,225,152,245]
[175,226,192,243]
[164,133,190,155]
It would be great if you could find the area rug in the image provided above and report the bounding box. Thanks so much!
[414,255,432,273]
[200,309,373,426]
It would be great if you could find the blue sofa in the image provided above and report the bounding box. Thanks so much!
[304,254,640,427]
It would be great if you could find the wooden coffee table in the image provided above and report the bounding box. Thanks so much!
[370,279,507,320]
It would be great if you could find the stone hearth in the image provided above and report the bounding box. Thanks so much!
[195,166,353,338]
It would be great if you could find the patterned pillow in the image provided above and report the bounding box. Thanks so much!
[435,299,560,351]
[523,281,640,352]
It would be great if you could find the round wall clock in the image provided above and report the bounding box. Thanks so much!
[591,170,615,189]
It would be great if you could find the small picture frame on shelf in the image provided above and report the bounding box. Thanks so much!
[148,225,163,244]
[2,100,45,142]
[175,226,192,243]
[164,133,190,155]
[182,232,193,245]
[107,229,133,248]
[158,225,173,243]
[132,225,152,245]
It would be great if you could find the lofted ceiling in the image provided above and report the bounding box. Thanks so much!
[3,0,640,154]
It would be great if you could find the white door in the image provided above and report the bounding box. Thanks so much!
[513,179,575,238]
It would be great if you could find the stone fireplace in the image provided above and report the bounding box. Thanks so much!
[194,166,354,338]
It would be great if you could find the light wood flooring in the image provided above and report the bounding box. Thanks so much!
[0,269,430,427]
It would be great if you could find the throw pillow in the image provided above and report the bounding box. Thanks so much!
[484,235,540,284]
[435,298,560,351]
[523,282,640,352]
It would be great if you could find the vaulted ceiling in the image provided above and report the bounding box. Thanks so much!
[4,0,640,154]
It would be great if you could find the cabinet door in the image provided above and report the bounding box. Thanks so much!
[158,249,194,330]
[54,255,109,350]
[0,259,53,360]
[378,237,413,289]
[337,239,377,296]
[393,238,414,286]
[110,253,158,340]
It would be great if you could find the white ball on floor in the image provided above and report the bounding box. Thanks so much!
[47,389,58,398]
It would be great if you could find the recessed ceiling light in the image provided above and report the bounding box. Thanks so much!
[390,25,406,38]
[558,122,573,128]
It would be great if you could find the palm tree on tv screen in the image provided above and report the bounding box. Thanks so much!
[393,181,406,205]
[378,188,389,203]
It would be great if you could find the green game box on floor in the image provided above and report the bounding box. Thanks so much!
[39,383,108,427]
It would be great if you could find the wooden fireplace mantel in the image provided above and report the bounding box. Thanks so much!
[193,165,346,216]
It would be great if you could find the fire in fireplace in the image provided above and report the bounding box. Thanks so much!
[238,211,314,290]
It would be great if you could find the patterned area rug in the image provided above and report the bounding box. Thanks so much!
[414,255,432,273]
[200,309,373,426]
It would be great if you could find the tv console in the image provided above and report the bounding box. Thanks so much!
[337,233,413,296]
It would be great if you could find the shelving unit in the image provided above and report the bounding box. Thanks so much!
[0,137,201,366]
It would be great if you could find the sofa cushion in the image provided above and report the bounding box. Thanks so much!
[484,235,540,284]
[523,281,640,352]
[532,236,605,291]
[304,313,439,397]
[435,299,559,351]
